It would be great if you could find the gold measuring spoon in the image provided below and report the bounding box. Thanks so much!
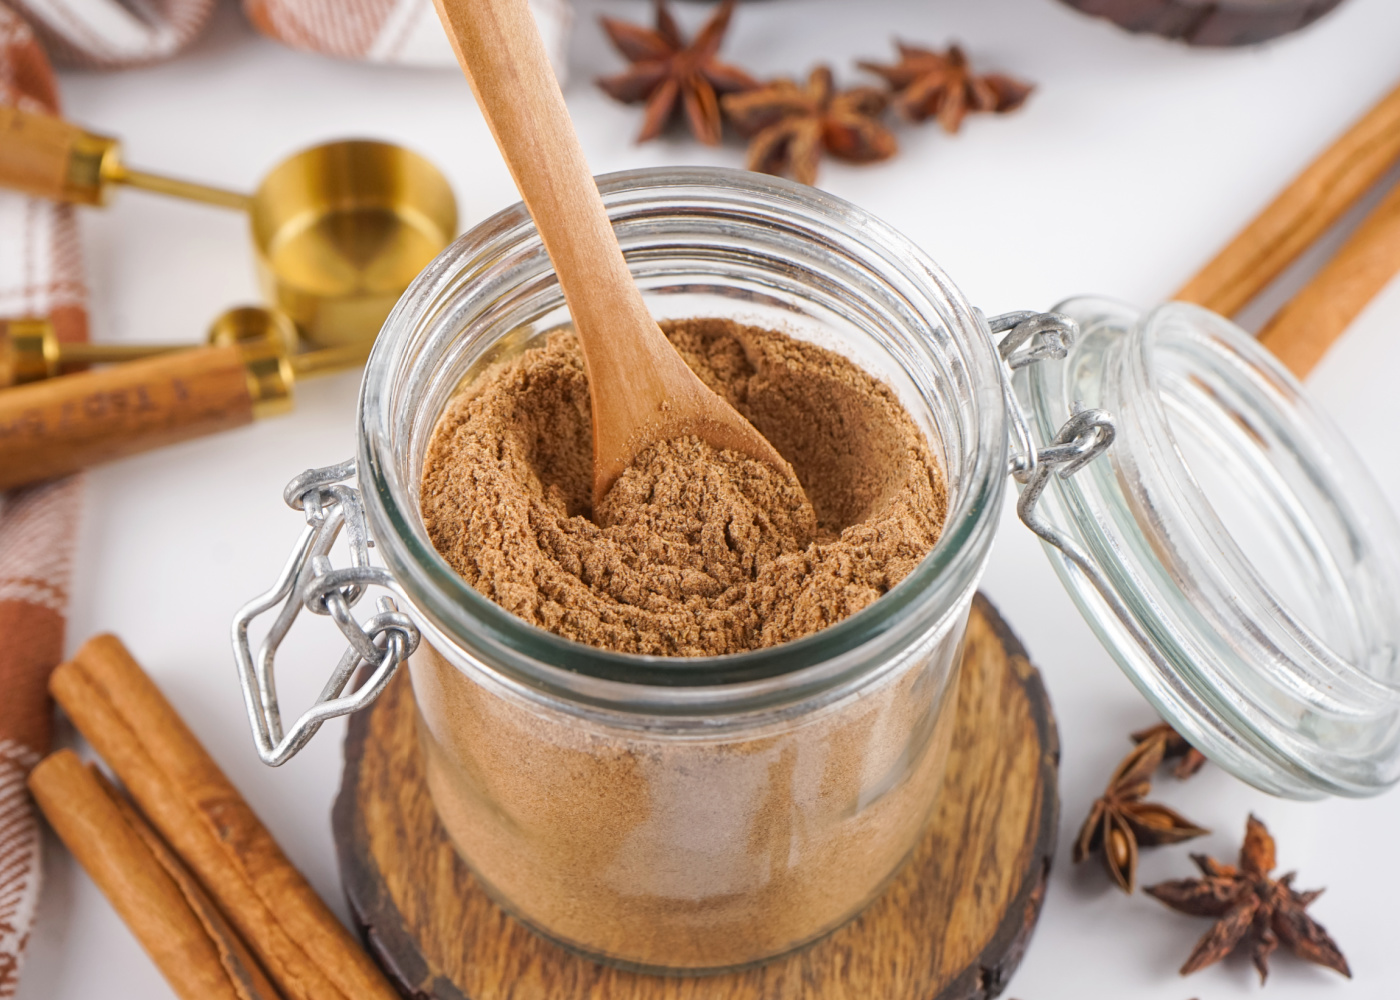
[0,307,368,491]
[0,107,458,348]
[0,311,364,388]
[1,318,183,387]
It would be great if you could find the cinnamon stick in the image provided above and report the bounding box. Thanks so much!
[1176,80,1400,317]
[48,635,398,1000]
[1257,178,1400,376]
[27,751,281,1000]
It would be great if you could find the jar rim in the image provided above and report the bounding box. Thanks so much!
[357,166,1007,710]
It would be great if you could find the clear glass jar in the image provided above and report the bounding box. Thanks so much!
[234,167,1400,979]
[355,168,1007,972]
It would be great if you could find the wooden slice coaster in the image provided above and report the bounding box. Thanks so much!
[333,593,1059,1000]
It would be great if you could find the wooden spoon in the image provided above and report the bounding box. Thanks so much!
[431,0,792,510]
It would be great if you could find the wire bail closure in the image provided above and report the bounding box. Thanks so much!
[231,458,421,766]
[987,309,1192,696]
[985,308,1119,561]
[983,309,1116,485]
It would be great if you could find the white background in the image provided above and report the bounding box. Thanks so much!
[17,0,1400,996]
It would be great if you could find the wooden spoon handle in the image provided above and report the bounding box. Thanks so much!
[431,0,790,507]
[0,105,117,205]
[430,0,683,398]
[0,345,255,489]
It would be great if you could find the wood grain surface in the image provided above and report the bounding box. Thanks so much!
[333,593,1059,1000]
[0,344,254,490]
[0,105,88,204]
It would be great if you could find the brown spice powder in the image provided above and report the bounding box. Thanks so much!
[413,625,961,970]
[420,317,947,655]
[413,317,960,970]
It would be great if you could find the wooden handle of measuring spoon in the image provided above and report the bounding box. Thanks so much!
[431,0,786,506]
[0,105,113,205]
[0,345,254,490]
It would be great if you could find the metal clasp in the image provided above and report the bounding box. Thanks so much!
[231,459,420,766]
[983,309,1114,486]
[987,310,1168,670]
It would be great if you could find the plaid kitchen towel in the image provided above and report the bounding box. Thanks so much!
[245,0,572,70]
[9,0,571,72]
[0,7,86,997]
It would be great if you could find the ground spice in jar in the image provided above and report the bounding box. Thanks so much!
[413,634,959,970]
[412,316,958,971]
[420,317,948,655]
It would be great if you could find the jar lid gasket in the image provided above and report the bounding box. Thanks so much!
[1017,297,1400,799]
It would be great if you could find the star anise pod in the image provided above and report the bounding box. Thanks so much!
[1073,735,1209,893]
[858,42,1034,133]
[1147,814,1351,983]
[721,66,896,186]
[1133,721,1208,779]
[596,0,757,146]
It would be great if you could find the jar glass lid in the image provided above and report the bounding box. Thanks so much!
[1016,297,1400,799]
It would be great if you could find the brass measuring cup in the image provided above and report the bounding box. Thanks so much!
[0,106,458,348]
[0,307,370,490]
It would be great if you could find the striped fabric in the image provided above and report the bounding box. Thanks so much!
[6,0,214,69]
[10,0,571,71]
[0,8,85,997]
[244,0,572,69]
[0,742,42,999]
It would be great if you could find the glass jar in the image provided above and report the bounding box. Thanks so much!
[360,167,1001,972]
[233,166,1400,975]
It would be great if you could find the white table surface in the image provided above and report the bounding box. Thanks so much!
[18,0,1400,996]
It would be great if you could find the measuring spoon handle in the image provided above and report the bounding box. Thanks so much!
[0,345,257,490]
[0,105,117,205]
[0,105,250,210]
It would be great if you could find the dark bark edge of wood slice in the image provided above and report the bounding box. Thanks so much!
[333,593,1059,1000]
[1055,0,1347,46]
